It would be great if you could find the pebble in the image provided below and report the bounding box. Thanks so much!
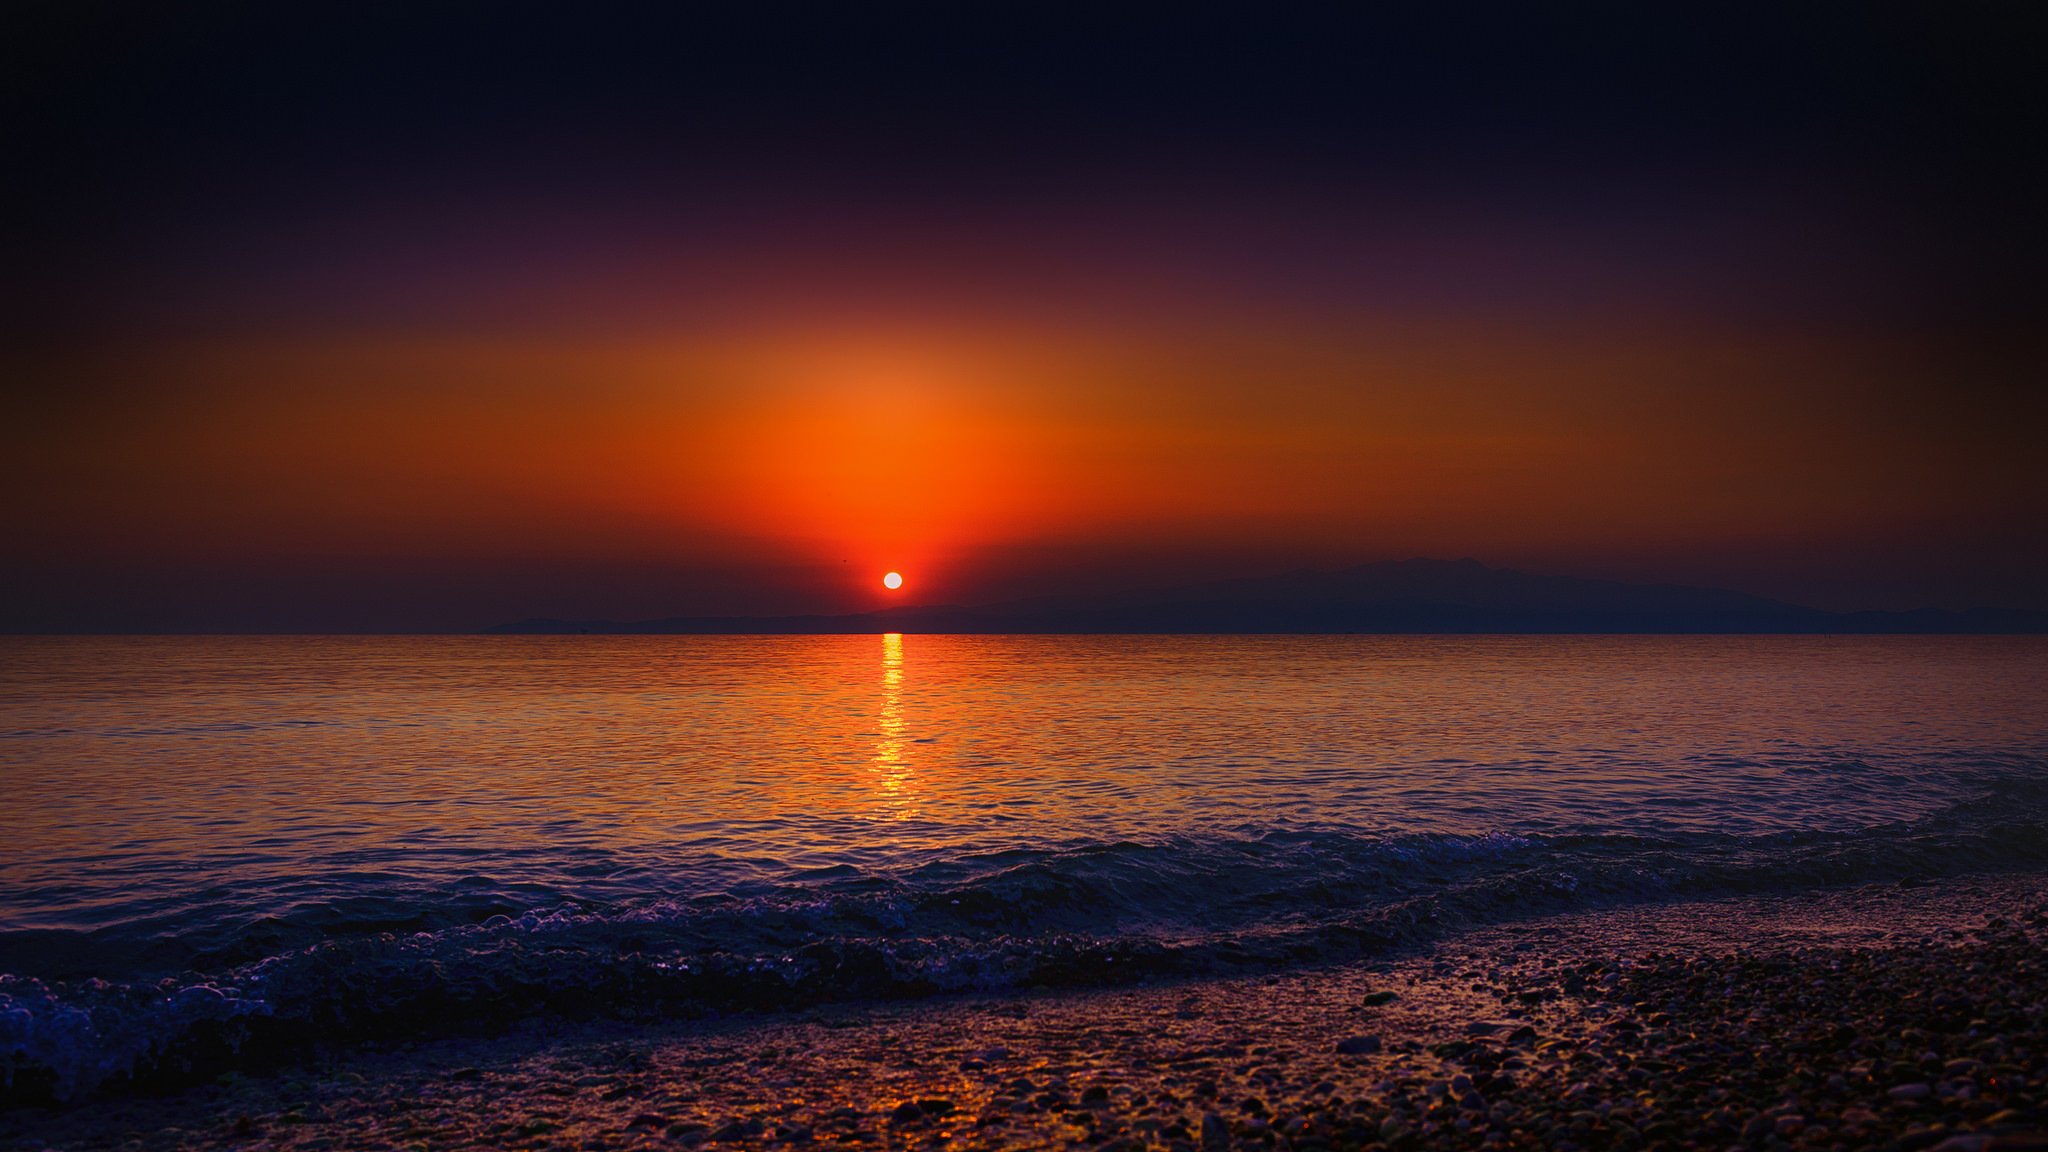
[888,1101,923,1125]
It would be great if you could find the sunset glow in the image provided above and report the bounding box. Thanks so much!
[0,5,2039,634]
[5,7,2046,1145]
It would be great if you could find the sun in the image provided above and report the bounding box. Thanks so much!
[882,571,904,590]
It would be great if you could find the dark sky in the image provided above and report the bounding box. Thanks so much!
[4,3,2045,630]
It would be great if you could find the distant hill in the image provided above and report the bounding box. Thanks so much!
[489,558,2048,634]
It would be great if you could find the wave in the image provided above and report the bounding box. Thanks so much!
[7,777,2048,1104]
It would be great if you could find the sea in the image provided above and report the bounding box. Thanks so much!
[4,634,2047,1097]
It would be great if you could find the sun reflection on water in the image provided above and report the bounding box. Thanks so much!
[872,632,915,816]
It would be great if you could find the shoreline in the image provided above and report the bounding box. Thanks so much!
[6,875,2047,1150]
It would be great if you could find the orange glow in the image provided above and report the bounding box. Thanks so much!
[0,317,1988,620]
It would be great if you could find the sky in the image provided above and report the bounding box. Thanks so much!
[3,4,2044,631]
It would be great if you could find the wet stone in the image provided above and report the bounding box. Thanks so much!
[888,1101,924,1125]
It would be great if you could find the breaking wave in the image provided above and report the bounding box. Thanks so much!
[7,771,2048,1104]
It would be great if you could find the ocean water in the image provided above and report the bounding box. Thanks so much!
[4,634,2047,1096]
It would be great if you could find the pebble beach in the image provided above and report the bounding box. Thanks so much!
[7,874,2046,1152]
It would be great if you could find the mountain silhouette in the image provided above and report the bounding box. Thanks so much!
[490,559,2048,634]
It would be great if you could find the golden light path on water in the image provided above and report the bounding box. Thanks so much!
[4,635,2047,941]
[872,632,915,818]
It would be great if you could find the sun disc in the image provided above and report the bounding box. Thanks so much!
[882,571,904,590]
